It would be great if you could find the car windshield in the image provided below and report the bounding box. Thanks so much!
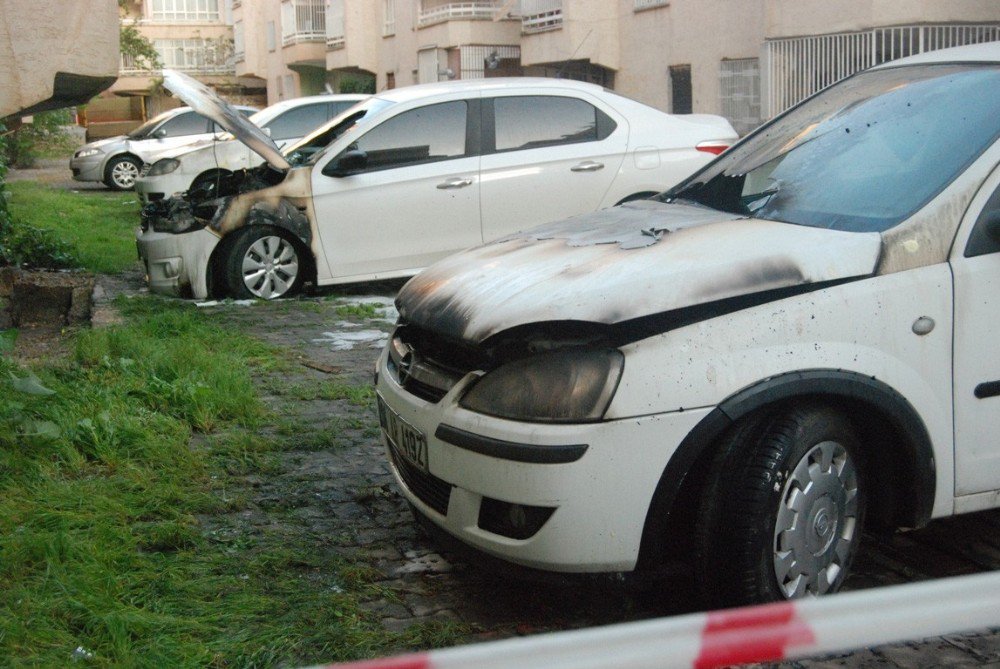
[660,63,1000,233]
[284,98,394,166]
[126,110,182,139]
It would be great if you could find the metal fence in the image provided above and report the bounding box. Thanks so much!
[120,39,235,76]
[763,23,1000,118]
[460,45,521,79]
[418,2,505,27]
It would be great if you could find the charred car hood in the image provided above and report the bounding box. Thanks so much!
[397,200,883,344]
[162,69,290,171]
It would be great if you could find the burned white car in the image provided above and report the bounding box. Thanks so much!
[137,71,735,300]
[376,43,1000,606]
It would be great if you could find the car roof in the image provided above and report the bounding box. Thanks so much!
[261,94,369,115]
[873,41,1000,69]
[373,77,607,104]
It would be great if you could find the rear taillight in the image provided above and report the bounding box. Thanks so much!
[696,140,730,156]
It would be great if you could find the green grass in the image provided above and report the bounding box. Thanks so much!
[334,303,379,320]
[0,297,466,666]
[6,181,141,274]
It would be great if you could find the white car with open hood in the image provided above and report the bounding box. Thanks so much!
[133,94,368,204]
[136,70,736,300]
[376,43,1000,606]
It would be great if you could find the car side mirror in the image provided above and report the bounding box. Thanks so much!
[323,149,368,178]
[154,128,168,139]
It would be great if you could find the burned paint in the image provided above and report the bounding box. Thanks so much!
[397,201,882,345]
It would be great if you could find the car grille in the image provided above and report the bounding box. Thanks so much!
[388,326,484,404]
[388,444,452,516]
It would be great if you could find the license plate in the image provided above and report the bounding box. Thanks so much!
[377,393,428,472]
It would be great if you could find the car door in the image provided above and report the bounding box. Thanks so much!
[479,93,628,242]
[952,163,1000,496]
[311,98,482,281]
[143,111,212,154]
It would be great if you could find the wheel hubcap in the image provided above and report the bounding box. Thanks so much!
[241,236,299,299]
[773,440,859,598]
[112,161,139,188]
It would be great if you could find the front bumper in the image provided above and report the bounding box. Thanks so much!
[69,154,104,182]
[375,345,712,573]
[136,227,221,300]
[135,172,192,205]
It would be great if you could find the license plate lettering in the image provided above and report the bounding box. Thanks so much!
[377,394,428,471]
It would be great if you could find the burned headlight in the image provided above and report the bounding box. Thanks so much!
[459,349,623,423]
[146,158,180,176]
[141,198,207,234]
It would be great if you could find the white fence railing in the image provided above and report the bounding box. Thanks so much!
[120,43,234,76]
[316,571,1000,669]
[517,0,562,33]
[633,0,668,10]
[281,0,326,46]
[417,2,504,27]
[763,23,1000,118]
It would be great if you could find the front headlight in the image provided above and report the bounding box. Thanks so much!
[459,349,624,423]
[75,148,101,159]
[146,158,180,176]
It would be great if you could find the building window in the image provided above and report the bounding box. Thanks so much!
[233,21,244,62]
[386,72,396,89]
[719,58,760,136]
[153,38,234,74]
[460,45,521,80]
[266,21,276,51]
[669,64,692,114]
[281,0,326,45]
[383,0,396,36]
[150,0,221,22]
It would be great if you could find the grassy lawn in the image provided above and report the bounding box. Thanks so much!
[0,298,459,666]
[6,181,140,274]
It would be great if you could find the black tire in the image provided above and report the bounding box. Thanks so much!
[103,155,142,191]
[694,403,866,608]
[222,226,305,300]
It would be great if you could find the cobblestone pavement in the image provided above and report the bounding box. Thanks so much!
[199,287,1000,669]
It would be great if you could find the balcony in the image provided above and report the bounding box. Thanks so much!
[633,0,669,10]
[120,41,235,77]
[516,0,562,33]
[282,0,326,46]
[417,2,508,28]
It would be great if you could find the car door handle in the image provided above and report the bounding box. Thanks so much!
[571,161,605,172]
[437,177,473,189]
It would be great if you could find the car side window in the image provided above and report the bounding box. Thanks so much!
[328,100,357,118]
[345,101,468,172]
[156,112,209,138]
[266,103,331,141]
[491,96,616,153]
[965,181,1000,258]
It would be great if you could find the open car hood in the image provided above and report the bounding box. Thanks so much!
[397,200,883,344]
[162,69,290,171]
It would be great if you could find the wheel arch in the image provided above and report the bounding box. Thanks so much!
[102,151,142,176]
[207,220,316,298]
[635,369,937,572]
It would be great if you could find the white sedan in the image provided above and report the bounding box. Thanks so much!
[137,71,736,300]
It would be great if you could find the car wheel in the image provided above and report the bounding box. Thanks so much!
[694,404,866,607]
[103,155,142,190]
[222,227,304,300]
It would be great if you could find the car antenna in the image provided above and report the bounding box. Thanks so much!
[555,29,593,79]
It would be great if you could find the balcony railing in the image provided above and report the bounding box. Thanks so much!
[417,2,506,28]
[516,0,562,33]
[282,0,326,46]
[634,0,668,10]
[120,48,235,77]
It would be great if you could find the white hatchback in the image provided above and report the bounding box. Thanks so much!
[377,43,1000,606]
[136,71,736,300]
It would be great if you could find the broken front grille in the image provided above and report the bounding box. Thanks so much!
[388,445,452,516]
[387,326,483,404]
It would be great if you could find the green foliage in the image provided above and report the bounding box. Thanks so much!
[119,0,162,72]
[0,223,78,269]
[335,302,379,319]
[338,75,377,95]
[6,181,141,273]
[1,109,75,169]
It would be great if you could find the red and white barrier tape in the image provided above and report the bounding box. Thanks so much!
[317,570,1000,669]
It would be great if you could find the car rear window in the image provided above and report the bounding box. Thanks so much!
[663,63,1000,233]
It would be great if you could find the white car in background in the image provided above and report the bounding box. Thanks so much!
[137,71,736,300]
[134,94,368,204]
[69,105,257,190]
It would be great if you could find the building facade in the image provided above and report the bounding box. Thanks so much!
[213,0,1000,133]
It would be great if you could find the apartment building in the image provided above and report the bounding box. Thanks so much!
[113,0,265,115]
[226,0,1000,134]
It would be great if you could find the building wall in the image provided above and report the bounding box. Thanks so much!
[765,0,1000,38]
[0,0,119,118]
[520,0,620,72]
